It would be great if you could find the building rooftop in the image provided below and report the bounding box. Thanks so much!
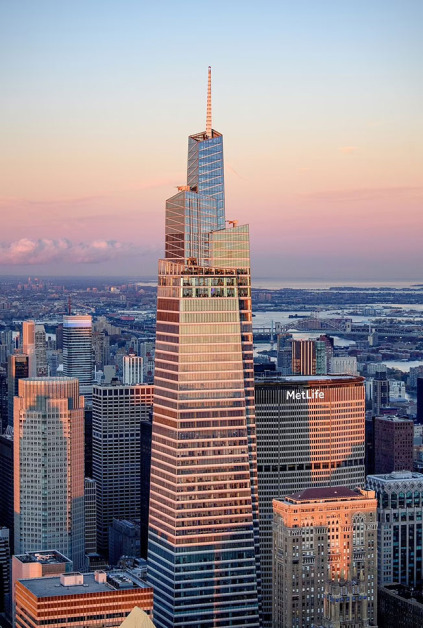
[367,471,423,483]
[375,415,413,423]
[15,551,72,565]
[258,375,364,384]
[285,487,372,503]
[20,570,150,598]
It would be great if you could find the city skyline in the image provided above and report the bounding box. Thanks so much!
[1,1,422,280]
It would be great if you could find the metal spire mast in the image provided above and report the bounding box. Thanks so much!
[206,66,212,138]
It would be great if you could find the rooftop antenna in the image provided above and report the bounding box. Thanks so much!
[68,296,71,316]
[206,66,212,138]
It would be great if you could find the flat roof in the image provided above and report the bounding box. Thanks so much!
[285,487,367,503]
[20,571,150,598]
[15,551,72,565]
[367,471,423,483]
[257,375,364,384]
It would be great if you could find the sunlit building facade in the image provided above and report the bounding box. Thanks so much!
[63,315,93,407]
[255,375,366,625]
[14,378,85,570]
[273,487,378,628]
[148,69,261,627]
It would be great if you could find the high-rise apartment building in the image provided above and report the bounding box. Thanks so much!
[122,352,144,385]
[255,375,366,625]
[367,470,423,588]
[15,570,154,628]
[292,339,316,375]
[63,315,93,407]
[148,69,261,627]
[7,354,29,427]
[273,487,378,628]
[374,416,414,474]
[92,383,153,556]
[14,377,85,570]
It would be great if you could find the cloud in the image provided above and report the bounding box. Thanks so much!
[0,238,135,265]
[339,146,358,154]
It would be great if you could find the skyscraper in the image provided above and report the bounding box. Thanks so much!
[148,69,261,627]
[7,353,29,427]
[255,375,366,625]
[273,487,378,627]
[22,320,36,377]
[14,377,85,570]
[63,315,93,407]
[367,470,423,589]
[92,383,153,557]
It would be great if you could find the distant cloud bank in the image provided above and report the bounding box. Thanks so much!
[0,238,132,265]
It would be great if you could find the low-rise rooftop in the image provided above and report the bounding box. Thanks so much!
[20,570,150,598]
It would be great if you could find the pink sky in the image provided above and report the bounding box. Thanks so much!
[1,1,422,279]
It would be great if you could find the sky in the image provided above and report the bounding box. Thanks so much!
[0,0,422,281]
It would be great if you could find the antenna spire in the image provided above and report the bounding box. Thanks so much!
[206,66,212,138]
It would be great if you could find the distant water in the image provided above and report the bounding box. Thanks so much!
[252,279,423,290]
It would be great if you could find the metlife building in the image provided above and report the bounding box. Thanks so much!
[255,375,366,626]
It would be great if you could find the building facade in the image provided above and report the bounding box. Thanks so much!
[374,416,414,474]
[147,69,261,627]
[122,353,144,385]
[367,471,423,588]
[14,377,85,570]
[273,487,378,628]
[7,354,29,427]
[92,383,153,556]
[255,375,366,625]
[63,315,93,407]
[15,570,153,628]
[85,478,97,555]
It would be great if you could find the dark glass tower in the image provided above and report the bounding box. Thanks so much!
[148,69,261,628]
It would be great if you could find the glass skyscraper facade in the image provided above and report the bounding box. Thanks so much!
[148,70,261,627]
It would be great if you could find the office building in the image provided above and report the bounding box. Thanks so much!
[378,584,423,628]
[85,478,97,555]
[140,417,152,559]
[292,339,316,375]
[273,487,378,628]
[12,550,73,609]
[14,377,85,570]
[22,320,36,377]
[92,383,153,556]
[367,470,423,588]
[0,528,10,614]
[148,69,261,627]
[122,352,144,385]
[12,550,72,583]
[372,371,390,415]
[34,324,48,376]
[374,416,414,474]
[329,355,358,375]
[7,354,29,427]
[109,519,141,566]
[0,368,7,432]
[255,375,366,626]
[15,570,153,628]
[63,315,93,407]
[0,432,14,552]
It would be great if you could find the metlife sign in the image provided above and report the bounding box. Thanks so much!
[286,389,325,400]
